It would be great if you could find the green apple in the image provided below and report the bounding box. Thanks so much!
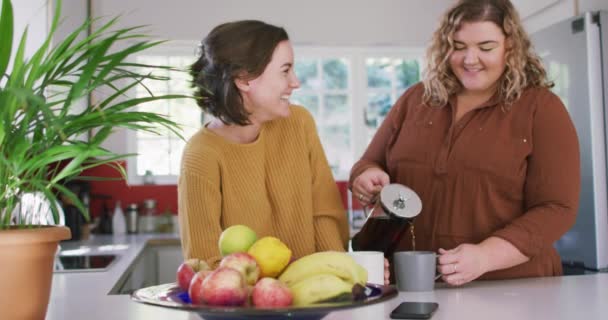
[218,225,258,256]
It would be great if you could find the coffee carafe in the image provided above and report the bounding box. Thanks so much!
[351,183,422,257]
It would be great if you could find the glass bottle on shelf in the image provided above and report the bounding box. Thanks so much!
[139,199,157,233]
[112,200,126,235]
[126,203,139,234]
[143,170,155,185]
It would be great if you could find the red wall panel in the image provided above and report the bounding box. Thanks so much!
[83,162,357,216]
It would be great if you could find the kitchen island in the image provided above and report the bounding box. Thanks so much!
[47,234,608,320]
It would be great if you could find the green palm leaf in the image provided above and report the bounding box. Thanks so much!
[0,0,13,81]
[0,0,194,228]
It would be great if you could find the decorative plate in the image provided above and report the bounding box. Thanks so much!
[131,282,397,320]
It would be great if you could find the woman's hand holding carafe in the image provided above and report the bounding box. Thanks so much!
[351,167,390,206]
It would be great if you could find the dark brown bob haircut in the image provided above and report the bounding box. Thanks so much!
[190,20,289,125]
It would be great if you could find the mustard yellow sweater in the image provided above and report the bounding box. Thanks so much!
[178,106,349,267]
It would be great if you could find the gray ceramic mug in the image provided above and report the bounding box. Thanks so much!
[393,251,437,292]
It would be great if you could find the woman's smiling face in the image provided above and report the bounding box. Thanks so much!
[240,40,300,124]
[449,21,507,97]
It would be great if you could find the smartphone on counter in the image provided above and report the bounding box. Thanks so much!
[390,302,439,319]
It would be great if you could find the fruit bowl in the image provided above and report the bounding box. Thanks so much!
[131,282,398,320]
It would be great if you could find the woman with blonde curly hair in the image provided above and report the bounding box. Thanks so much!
[350,0,580,285]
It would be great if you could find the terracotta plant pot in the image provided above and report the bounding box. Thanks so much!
[0,226,71,320]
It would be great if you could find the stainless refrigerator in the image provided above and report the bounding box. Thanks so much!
[531,11,608,271]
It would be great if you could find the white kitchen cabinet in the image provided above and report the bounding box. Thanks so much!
[154,244,183,284]
[112,240,182,294]
[113,247,156,294]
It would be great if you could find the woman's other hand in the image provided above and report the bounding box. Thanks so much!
[437,237,528,286]
[437,244,489,286]
[351,167,390,206]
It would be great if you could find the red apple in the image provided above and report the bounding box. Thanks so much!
[251,277,293,308]
[189,267,248,306]
[219,252,260,286]
[187,269,214,302]
[176,258,210,291]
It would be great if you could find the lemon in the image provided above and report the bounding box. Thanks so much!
[247,236,292,278]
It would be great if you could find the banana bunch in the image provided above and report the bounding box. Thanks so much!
[278,251,368,306]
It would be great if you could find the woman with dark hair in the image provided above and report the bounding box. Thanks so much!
[350,0,580,285]
[179,20,350,270]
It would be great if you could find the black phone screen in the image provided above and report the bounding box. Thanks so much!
[390,302,439,319]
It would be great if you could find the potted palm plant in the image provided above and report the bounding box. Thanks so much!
[0,0,186,318]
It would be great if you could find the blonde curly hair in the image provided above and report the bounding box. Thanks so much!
[423,0,553,107]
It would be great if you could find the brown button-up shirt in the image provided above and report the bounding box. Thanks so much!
[350,83,580,280]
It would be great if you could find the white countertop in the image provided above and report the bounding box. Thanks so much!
[46,234,608,320]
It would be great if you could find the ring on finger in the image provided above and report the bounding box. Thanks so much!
[358,193,364,201]
[452,263,457,273]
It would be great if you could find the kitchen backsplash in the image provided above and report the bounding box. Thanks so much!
[80,161,359,218]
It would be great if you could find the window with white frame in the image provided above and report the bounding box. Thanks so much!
[364,57,421,143]
[291,56,353,178]
[291,47,424,181]
[127,43,202,184]
[126,45,423,184]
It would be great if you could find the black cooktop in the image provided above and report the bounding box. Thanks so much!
[54,254,117,272]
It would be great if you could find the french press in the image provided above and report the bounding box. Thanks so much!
[351,183,422,256]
